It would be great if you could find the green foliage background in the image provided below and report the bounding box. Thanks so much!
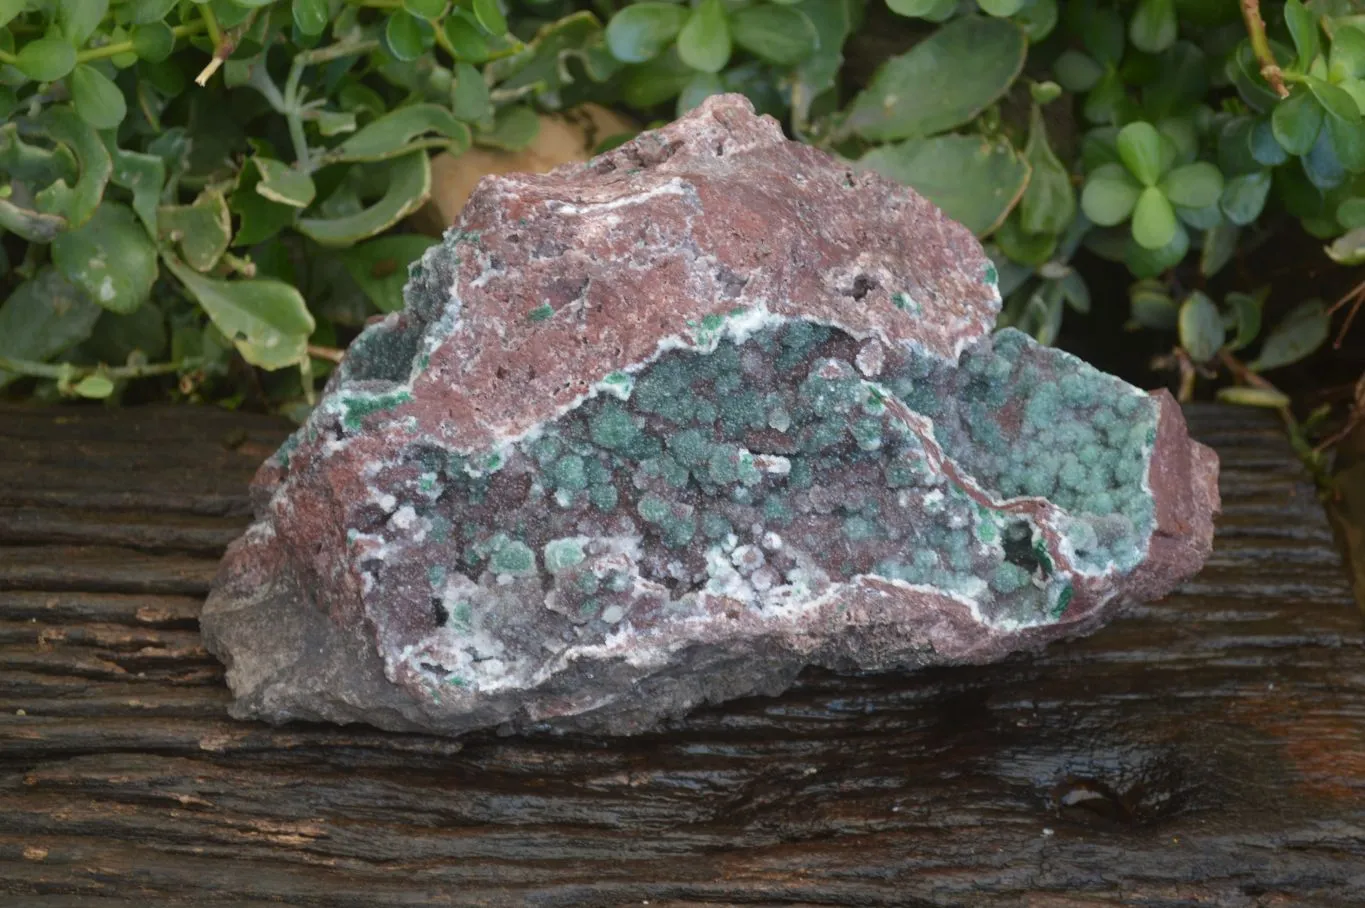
[0,0,1354,418]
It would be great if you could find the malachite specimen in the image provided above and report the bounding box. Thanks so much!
[202,95,1220,737]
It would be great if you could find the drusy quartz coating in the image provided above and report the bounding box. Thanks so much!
[202,95,1220,737]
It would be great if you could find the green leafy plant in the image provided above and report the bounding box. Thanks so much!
[0,0,1358,439]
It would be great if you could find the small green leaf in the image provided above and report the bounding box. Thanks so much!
[1306,76,1360,122]
[1131,186,1177,249]
[317,110,357,136]
[1159,161,1223,209]
[994,214,1057,266]
[1223,291,1263,351]
[677,70,725,115]
[293,0,329,36]
[1031,81,1062,105]
[1250,117,1289,165]
[128,0,178,25]
[1247,301,1329,371]
[230,159,296,248]
[17,35,78,83]
[621,49,693,108]
[1200,223,1238,278]
[1220,170,1271,225]
[100,135,163,238]
[451,62,490,123]
[1127,222,1189,279]
[34,106,112,230]
[443,13,491,63]
[978,0,1025,16]
[158,189,232,272]
[1053,50,1102,92]
[1128,279,1178,330]
[1271,89,1325,156]
[73,374,114,399]
[885,0,941,16]
[131,22,175,62]
[328,103,471,163]
[405,0,446,18]
[606,3,689,64]
[677,0,731,73]
[0,267,102,389]
[473,0,508,36]
[1216,386,1290,408]
[0,0,25,29]
[253,157,316,208]
[344,235,439,313]
[163,253,315,372]
[1338,197,1365,230]
[70,65,127,130]
[1330,25,1365,82]
[52,202,157,315]
[298,151,431,246]
[1178,290,1224,361]
[1284,0,1320,73]
[858,133,1030,236]
[842,16,1026,142]
[59,0,109,48]
[1129,0,1176,54]
[1080,163,1141,226]
[476,104,540,151]
[1328,115,1365,171]
[1019,104,1075,236]
[729,5,817,66]
[1116,121,1166,186]
[384,11,428,62]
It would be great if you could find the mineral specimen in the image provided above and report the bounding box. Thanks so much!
[201,94,1220,737]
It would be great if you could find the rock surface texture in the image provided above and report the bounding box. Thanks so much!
[202,95,1221,737]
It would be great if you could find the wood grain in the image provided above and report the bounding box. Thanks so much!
[1,402,1362,907]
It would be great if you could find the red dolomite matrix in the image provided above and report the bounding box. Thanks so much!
[202,95,1221,737]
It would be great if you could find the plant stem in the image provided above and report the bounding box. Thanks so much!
[1240,0,1291,98]
[75,22,209,64]
[0,48,17,66]
[0,356,207,381]
[308,345,345,363]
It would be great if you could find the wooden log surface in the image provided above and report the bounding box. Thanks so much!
[0,402,1362,906]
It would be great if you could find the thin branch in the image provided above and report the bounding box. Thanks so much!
[307,345,345,364]
[1328,278,1365,349]
[1241,0,1291,98]
[0,356,206,381]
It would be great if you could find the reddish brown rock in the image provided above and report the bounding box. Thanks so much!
[202,95,1220,738]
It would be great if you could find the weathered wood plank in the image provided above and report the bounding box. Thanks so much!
[1,403,1362,906]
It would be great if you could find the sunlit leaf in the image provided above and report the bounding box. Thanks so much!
[298,151,432,246]
[163,253,316,371]
[606,3,688,63]
[70,65,127,130]
[729,5,817,66]
[1080,163,1141,226]
[73,374,114,399]
[677,0,730,73]
[1178,290,1224,361]
[158,188,232,271]
[842,16,1026,142]
[327,103,471,163]
[1116,121,1166,186]
[859,133,1030,236]
[254,157,317,208]
[16,35,77,82]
